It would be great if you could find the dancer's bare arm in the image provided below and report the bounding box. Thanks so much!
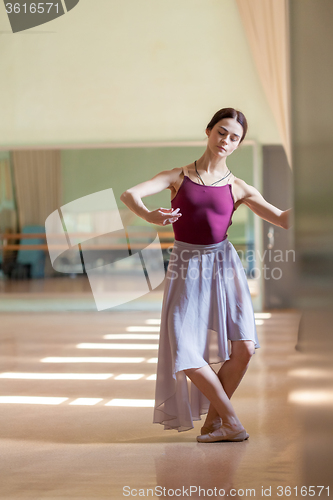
[236,179,292,229]
[120,168,183,226]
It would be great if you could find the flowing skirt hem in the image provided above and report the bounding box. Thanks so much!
[153,238,260,432]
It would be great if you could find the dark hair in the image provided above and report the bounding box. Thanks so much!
[206,107,248,143]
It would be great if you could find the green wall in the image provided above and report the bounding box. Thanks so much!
[61,144,255,238]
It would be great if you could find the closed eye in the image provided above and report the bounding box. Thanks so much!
[218,132,238,142]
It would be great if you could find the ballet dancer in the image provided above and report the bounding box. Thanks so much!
[120,107,292,442]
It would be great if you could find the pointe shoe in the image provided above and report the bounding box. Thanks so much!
[197,426,249,443]
[200,417,222,435]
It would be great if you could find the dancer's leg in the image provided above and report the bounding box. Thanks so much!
[203,340,255,429]
[184,364,244,431]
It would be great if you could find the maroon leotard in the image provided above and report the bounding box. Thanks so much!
[171,173,235,245]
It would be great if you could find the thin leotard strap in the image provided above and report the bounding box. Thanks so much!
[182,165,200,184]
[182,166,189,178]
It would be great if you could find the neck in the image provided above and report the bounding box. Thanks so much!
[196,150,228,175]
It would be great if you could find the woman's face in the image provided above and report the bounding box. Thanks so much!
[206,117,243,157]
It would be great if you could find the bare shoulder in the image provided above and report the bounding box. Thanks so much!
[122,166,187,199]
[170,163,193,190]
[232,176,258,205]
[169,166,184,179]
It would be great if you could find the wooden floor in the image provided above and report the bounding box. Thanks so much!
[1,307,332,499]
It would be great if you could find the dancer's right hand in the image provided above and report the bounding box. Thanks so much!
[146,207,182,226]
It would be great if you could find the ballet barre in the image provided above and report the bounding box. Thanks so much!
[0,232,176,251]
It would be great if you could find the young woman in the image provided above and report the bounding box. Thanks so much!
[120,108,292,443]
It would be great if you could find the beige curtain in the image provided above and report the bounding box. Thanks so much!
[11,150,61,229]
[235,0,292,167]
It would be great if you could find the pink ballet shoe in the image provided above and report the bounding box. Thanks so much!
[197,426,249,443]
[200,417,222,435]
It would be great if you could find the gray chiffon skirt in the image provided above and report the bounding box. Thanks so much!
[153,238,260,432]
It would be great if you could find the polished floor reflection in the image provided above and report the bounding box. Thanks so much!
[1,309,332,499]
